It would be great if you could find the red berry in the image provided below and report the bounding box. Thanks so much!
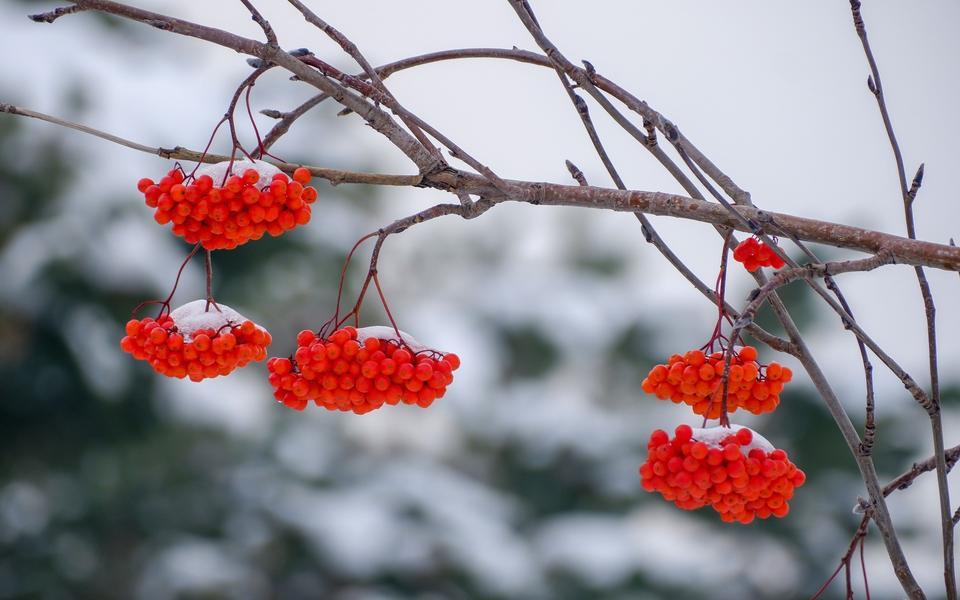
[638,425,803,523]
[137,161,316,250]
[265,326,459,415]
[293,167,312,184]
[121,300,270,382]
[733,238,785,272]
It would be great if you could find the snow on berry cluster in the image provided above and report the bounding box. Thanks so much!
[732,237,786,272]
[641,346,792,419]
[120,300,271,381]
[267,325,461,414]
[639,424,806,524]
[137,160,318,250]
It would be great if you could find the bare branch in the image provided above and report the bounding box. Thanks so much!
[6,100,960,275]
[0,102,159,154]
[881,444,960,498]
[506,1,704,201]
[64,0,439,174]
[732,252,897,338]
[238,0,276,45]
[848,3,952,595]
[285,0,440,159]
[546,58,790,353]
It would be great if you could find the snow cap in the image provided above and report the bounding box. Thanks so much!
[355,326,428,353]
[690,424,776,454]
[194,158,282,186]
[169,299,263,341]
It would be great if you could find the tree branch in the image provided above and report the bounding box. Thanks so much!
[848,3,952,596]
[6,100,960,273]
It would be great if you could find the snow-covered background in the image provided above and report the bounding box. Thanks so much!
[1,1,958,598]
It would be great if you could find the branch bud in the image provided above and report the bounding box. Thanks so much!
[582,60,596,78]
[572,94,588,114]
[907,163,924,202]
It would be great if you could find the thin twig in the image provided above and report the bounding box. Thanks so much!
[285,0,440,160]
[821,443,960,598]
[812,516,871,599]
[756,222,877,456]
[0,102,422,186]
[732,253,897,339]
[294,53,512,195]
[332,199,496,331]
[548,61,790,353]
[848,5,951,593]
[238,0,276,45]
[507,1,704,201]
[879,444,960,499]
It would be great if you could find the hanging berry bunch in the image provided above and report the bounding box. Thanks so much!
[637,234,803,523]
[121,300,271,381]
[137,161,317,250]
[732,237,786,272]
[267,231,462,414]
[639,425,806,523]
[119,242,272,381]
[122,71,463,416]
[268,326,460,413]
[641,346,792,419]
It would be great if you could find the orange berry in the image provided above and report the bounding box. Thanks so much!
[266,326,458,415]
[698,363,715,381]
[650,364,669,383]
[293,167,312,184]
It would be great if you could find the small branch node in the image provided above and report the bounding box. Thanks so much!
[146,19,172,31]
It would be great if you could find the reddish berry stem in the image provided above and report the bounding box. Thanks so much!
[130,243,202,319]
[321,231,379,338]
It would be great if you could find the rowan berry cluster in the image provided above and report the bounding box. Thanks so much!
[267,325,461,414]
[120,300,271,381]
[641,346,793,419]
[639,424,806,523]
[137,160,318,250]
[732,237,786,271]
